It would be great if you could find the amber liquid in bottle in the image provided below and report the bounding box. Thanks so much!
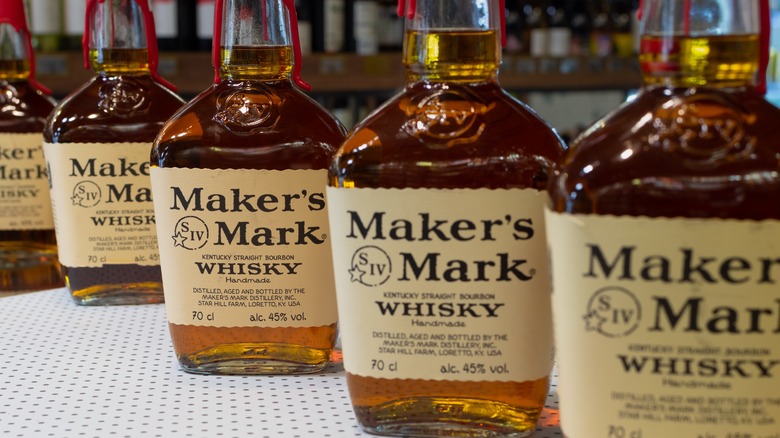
[152,45,346,374]
[330,29,564,436]
[43,48,184,304]
[0,59,63,292]
[547,32,780,437]
[550,34,780,220]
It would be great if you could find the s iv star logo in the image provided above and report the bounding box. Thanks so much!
[349,246,392,287]
[172,216,209,250]
[71,181,101,207]
[583,287,642,338]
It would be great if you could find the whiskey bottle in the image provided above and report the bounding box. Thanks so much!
[28,0,63,52]
[376,0,402,52]
[569,0,592,56]
[313,0,346,53]
[43,0,184,305]
[547,0,572,57]
[63,0,86,51]
[503,0,526,54]
[196,0,214,51]
[610,0,635,57]
[0,0,62,292]
[295,0,313,55]
[590,0,614,56]
[327,0,565,436]
[527,0,549,57]
[153,0,199,51]
[152,0,178,51]
[150,0,346,375]
[352,0,379,55]
[547,0,780,436]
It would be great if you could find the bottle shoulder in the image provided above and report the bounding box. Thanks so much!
[52,74,186,114]
[152,80,347,171]
[559,87,780,177]
[44,74,185,143]
[550,87,780,219]
[343,82,563,152]
[0,81,56,132]
[331,81,565,190]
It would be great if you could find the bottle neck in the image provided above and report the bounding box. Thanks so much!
[87,0,151,76]
[638,0,761,90]
[403,29,500,83]
[401,0,502,83]
[639,34,760,89]
[217,0,301,84]
[90,48,150,76]
[220,45,292,82]
[0,23,29,81]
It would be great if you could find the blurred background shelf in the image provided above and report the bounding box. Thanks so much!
[26,0,778,139]
[37,51,642,140]
[37,51,642,98]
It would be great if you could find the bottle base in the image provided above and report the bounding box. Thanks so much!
[177,342,332,375]
[0,243,63,292]
[69,281,164,306]
[353,397,540,438]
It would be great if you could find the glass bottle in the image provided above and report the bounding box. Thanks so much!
[314,0,346,53]
[611,0,635,57]
[0,0,62,292]
[196,0,215,51]
[376,0,403,52]
[527,0,549,57]
[569,0,591,56]
[43,0,185,305]
[590,0,614,56]
[547,0,572,57]
[153,0,198,51]
[503,0,526,54]
[547,1,780,436]
[63,0,87,51]
[28,0,63,52]
[150,0,346,375]
[327,0,565,436]
[352,0,380,55]
[152,0,178,51]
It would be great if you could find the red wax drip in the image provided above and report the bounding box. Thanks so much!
[212,0,223,84]
[262,0,269,41]
[282,0,311,90]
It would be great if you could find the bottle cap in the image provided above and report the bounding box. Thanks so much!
[212,0,311,90]
[0,0,50,94]
[396,0,507,47]
[83,0,177,91]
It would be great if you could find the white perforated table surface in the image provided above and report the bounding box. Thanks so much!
[0,289,562,437]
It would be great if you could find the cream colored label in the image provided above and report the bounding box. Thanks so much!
[151,168,337,328]
[44,142,159,267]
[0,133,53,230]
[546,212,780,437]
[327,187,554,382]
